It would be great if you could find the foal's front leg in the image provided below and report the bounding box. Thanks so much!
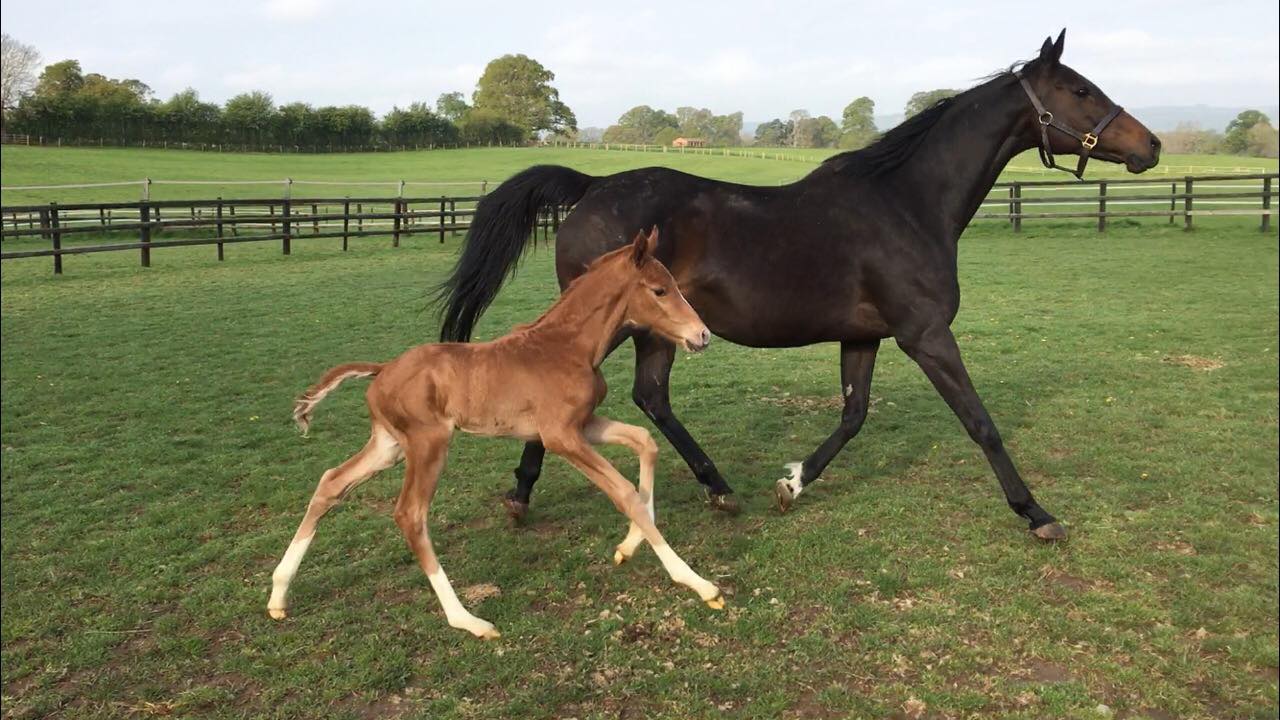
[583,416,656,565]
[547,430,724,608]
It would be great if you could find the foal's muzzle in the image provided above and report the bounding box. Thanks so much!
[683,328,711,353]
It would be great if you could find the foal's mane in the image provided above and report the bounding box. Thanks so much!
[819,60,1032,178]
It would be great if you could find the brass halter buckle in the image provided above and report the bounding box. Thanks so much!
[1081,133,1099,150]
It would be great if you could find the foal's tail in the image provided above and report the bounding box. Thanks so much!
[293,362,383,436]
[435,165,597,342]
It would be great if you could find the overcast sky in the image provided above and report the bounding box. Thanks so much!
[3,0,1277,126]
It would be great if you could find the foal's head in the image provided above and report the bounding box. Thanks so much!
[610,227,711,353]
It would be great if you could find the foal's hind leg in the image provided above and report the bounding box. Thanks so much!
[268,425,401,619]
[583,416,657,565]
[393,426,500,639]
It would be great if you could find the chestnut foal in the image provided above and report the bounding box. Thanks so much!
[267,228,723,638]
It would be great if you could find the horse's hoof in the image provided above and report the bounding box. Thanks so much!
[706,492,740,515]
[503,493,529,522]
[268,607,287,620]
[704,594,725,610]
[477,626,501,640]
[613,549,628,566]
[775,479,796,513]
[1032,522,1068,541]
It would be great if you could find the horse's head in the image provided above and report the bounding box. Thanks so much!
[1018,29,1161,174]
[616,227,710,353]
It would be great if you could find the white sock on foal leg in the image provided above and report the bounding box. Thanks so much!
[426,567,500,639]
[268,535,313,619]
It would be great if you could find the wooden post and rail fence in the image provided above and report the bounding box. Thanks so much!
[1,172,1275,275]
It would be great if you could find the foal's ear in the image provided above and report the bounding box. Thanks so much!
[630,226,658,266]
[1040,28,1065,65]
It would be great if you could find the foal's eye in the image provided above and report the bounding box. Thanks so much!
[652,287,667,297]
[1074,87,1090,98]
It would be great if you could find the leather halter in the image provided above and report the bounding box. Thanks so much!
[1015,71,1124,180]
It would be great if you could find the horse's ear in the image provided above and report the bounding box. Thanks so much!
[1040,29,1065,65]
[630,227,657,266]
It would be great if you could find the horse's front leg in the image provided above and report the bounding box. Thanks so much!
[897,322,1066,540]
[632,332,739,514]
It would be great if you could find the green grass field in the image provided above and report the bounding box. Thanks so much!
[2,145,1276,206]
[2,147,1278,719]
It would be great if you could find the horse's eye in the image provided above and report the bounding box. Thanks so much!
[652,287,667,297]
[1074,87,1090,98]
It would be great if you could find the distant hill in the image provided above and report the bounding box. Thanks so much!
[744,105,1278,141]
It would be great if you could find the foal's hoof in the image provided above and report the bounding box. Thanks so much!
[613,549,629,566]
[1031,521,1068,542]
[705,492,740,515]
[704,594,726,610]
[503,492,529,523]
[476,626,502,641]
[774,479,796,513]
[267,607,287,620]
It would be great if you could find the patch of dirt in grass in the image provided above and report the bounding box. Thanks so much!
[1025,660,1074,683]
[1153,540,1197,555]
[1039,565,1098,593]
[1254,665,1279,682]
[1119,708,1179,720]
[1162,354,1225,371]
[461,582,501,604]
[1047,446,1074,460]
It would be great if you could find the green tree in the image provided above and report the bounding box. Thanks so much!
[754,118,791,146]
[471,54,575,139]
[601,124,646,144]
[794,115,840,148]
[33,59,85,98]
[1245,121,1278,158]
[158,88,221,143]
[839,96,877,149]
[435,91,469,122]
[459,107,526,145]
[223,91,276,145]
[653,126,680,146]
[384,102,458,147]
[1222,109,1271,154]
[904,88,958,118]
[611,104,678,143]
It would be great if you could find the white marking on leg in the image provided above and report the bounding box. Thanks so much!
[268,535,313,619]
[426,567,500,639]
[650,541,721,605]
[844,384,854,397]
[782,461,805,499]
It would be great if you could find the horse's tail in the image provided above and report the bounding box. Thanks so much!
[435,165,597,342]
[293,362,382,436]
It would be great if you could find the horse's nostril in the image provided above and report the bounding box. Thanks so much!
[1150,134,1162,151]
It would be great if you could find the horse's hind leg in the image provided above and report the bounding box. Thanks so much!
[268,425,401,619]
[393,426,500,639]
[583,416,657,564]
[776,339,879,511]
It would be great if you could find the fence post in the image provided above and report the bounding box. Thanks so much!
[438,196,446,243]
[1097,181,1107,233]
[38,207,50,241]
[450,198,458,236]
[139,201,151,268]
[1012,183,1022,233]
[1007,186,1014,226]
[282,196,292,255]
[1168,182,1176,224]
[1184,177,1194,231]
[342,198,350,251]
[357,202,364,235]
[50,203,63,275]
[481,181,488,196]
[311,202,319,235]
[393,198,402,248]
[1263,176,1272,233]
[215,197,225,261]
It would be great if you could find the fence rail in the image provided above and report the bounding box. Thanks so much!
[0,192,570,274]
[1,172,1275,275]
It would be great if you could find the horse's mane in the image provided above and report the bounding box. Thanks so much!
[820,60,1033,177]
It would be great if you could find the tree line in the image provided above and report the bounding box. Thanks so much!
[1158,110,1279,158]
[0,35,576,150]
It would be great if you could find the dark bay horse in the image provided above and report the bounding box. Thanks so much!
[435,31,1161,540]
